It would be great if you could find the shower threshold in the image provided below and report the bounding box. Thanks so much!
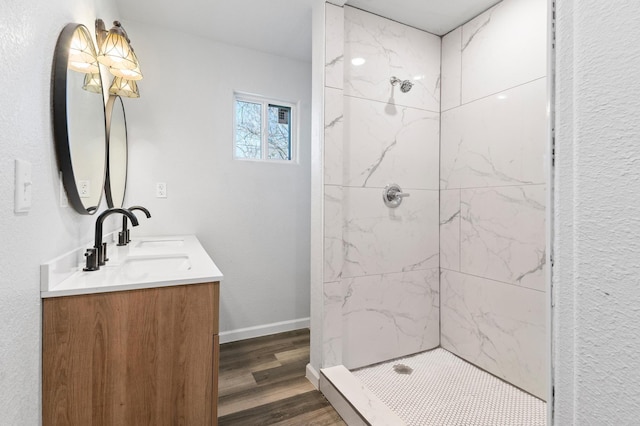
[320,348,546,426]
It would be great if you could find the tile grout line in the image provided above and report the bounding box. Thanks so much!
[440,267,547,293]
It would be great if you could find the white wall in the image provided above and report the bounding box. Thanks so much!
[121,21,312,338]
[554,0,640,423]
[0,0,120,423]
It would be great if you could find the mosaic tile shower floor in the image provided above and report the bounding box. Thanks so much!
[352,348,546,426]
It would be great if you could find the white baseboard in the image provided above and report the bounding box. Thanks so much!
[219,317,310,344]
[306,363,320,389]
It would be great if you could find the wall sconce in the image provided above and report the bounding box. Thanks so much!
[95,19,143,98]
[95,20,143,77]
[109,63,143,81]
[68,27,99,73]
[109,77,140,98]
[82,72,103,93]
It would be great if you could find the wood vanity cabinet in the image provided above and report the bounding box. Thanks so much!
[43,281,220,426]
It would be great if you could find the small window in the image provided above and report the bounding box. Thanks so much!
[234,93,296,162]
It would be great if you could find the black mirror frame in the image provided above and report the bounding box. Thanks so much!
[52,23,107,215]
[105,95,128,208]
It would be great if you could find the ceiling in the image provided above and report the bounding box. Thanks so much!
[115,0,501,62]
[345,0,501,36]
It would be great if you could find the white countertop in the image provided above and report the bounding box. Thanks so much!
[41,235,223,298]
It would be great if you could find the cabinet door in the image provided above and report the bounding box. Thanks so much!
[43,282,217,426]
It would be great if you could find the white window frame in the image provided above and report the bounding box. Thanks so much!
[233,92,298,163]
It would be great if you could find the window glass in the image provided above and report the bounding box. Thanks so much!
[268,105,292,160]
[233,94,296,162]
[235,100,262,159]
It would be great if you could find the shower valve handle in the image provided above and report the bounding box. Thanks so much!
[383,184,410,208]
[393,191,410,198]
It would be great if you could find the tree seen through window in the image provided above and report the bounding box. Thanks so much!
[234,95,294,161]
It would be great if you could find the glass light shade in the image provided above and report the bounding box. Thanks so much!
[98,25,137,70]
[68,27,99,73]
[82,73,103,93]
[109,59,143,81]
[109,77,139,98]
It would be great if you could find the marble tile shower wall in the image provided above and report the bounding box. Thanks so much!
[322,3,345,368]
[322,3,443,370]
[439,0,547,399]
[340,6,442,370]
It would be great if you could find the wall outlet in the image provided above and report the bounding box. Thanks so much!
[78,180,90,198]
[156,182,167,198]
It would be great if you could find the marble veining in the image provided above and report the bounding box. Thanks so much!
[440,270,547,399]
[344,6,441,112]
[325,3,344,89]
[362,139,397,188]
[441,28,462,112]
[324,185,344,283]
[460,185,546,291]
[440,78,547,190]
[461,4,496,52]
[344,96,439,190]
[461,0,547,103]
[342,269,440,369]
[342,187,439,278]
[324,87,344,186]
[440,189,461,271]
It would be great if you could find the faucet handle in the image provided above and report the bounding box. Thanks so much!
[118,231,127,246]
[99,242,109,265]
[83,248,99,271]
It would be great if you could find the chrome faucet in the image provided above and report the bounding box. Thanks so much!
[118,205,151,246]
[83,208,139,271]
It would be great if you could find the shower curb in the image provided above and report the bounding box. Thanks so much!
[320,365,406,426]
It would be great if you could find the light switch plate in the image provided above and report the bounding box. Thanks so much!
[14,159,32,213]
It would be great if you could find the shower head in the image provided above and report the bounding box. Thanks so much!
[400,80,414,93]
[390,76,414,93]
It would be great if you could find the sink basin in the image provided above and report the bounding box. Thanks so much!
[135,238,185,249]
[120,254,192,278]
[41,234,224,298]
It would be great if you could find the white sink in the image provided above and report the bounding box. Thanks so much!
[120,254,192,277]
[41,234,224,298]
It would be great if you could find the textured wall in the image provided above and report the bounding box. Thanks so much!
[439,0,548,399]
[0,0,120,423]
[121,21,312,339]
[554,0,640,423]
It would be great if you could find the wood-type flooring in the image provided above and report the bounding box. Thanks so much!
[218,329,346,425]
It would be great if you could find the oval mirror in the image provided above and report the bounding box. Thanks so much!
[105,95,128,207]
[52,23,107,214]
